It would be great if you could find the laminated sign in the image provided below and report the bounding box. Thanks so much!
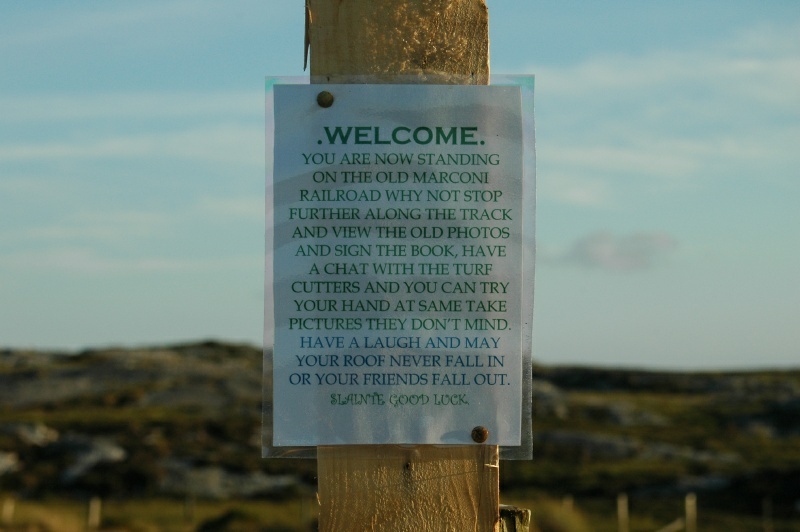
[267,83,534,448]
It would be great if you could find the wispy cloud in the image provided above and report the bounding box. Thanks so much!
[0,91,263,124]
[538,21,800,102]
[537,171,612,208]
[0,123,264,167]
[546,232,678,271]
[0,1,273,51]
[1,211,171,246]
[532,21,800,207]
[0,247,259,275]
[195,196,264,221]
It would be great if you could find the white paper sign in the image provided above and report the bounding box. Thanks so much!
[271,84,524,446]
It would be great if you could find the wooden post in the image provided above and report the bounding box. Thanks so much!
[499,505,532,532]
[562,494,574,512]
[307,0,489,85]
[685,493,697,532]
[617,493,629,532]
[1,497,14,525]
[184,493,196,525]
[654,518,685,532]
[762,497,774,532]
[87,496,102,529]
[318,445,499,530]
[307,1,508,530]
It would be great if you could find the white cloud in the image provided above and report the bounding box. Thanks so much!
[0,91,264,124]
[530,21,800,207]
[0,247,259,275]
[0,1,273,51]
[0,176,54,196]
[547,232,678,271]
[0,123,264,167]
[0,89,269,185]
[0,248,184,274]
[537,171,612,208]
[1,210,172,246]
[544,141,702,180]
[195,196,264,221]
[536,21,800,104]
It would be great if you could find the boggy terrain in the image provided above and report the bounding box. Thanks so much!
[1,341,799,530]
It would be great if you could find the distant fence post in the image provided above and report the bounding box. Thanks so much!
[617,492,629,532]
[685,493,696,532]
[1,497,14,525]
[87,496,102,529]
[184,493,196,525]
[762,497,774,532]
[562,495,574,511]
[654,518,685,532]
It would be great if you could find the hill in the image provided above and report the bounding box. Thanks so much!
[1,341,799,529]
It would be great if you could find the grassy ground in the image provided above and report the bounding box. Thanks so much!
[0,495,318,531]
[504,493,800,532]
[3,495,798,531]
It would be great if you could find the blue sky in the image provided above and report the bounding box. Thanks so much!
[1,1,798,369]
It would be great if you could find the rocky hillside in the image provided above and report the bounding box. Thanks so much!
[0,341,304,500]
[1,341,799,523]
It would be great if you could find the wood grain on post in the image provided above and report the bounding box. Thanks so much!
[307,0,489,85]
[318,445,499,531]
[307,1,500,530]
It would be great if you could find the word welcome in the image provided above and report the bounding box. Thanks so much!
[322,126,481,146]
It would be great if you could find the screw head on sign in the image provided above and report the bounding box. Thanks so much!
[317,91,334,108]
[471,426,489,443]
